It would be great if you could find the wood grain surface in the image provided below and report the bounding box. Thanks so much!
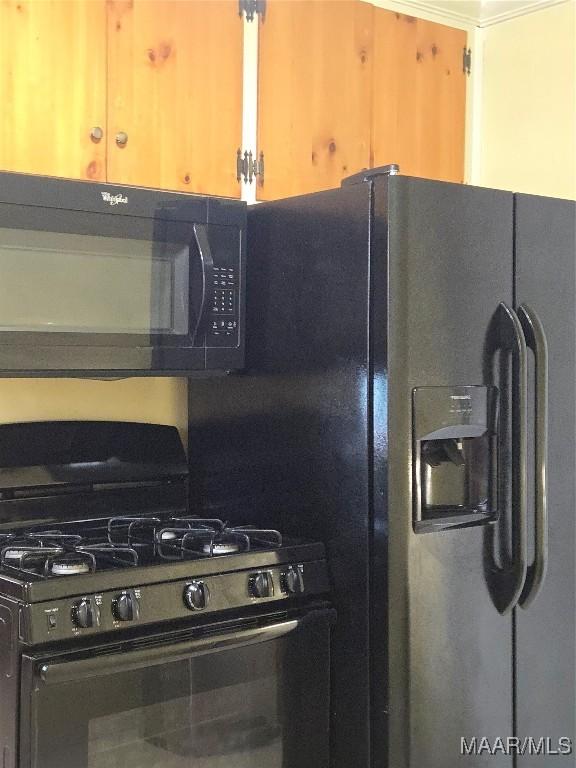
[107,0,243,195]
[0,0,107,181]
[257,0,373,200]
[372,9,467,182]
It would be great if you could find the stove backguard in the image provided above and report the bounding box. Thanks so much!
[412,386,498,532]
[0,421,188,531]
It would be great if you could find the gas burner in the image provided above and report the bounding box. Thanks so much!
[0,530,83,572]
[1,545,96,578]
[156,526,246,560]
[156,519,283,561]
[203,541,241,555]
[2,545,64,570]
[0,527,140,578]
[50,559,91,576]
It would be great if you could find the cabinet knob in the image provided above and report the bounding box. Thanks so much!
[90,126,103,143]
[115,131,128,147]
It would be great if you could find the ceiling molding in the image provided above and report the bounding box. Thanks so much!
[385,0,570,27]
[381,0,479,26]
[479,0,568,26]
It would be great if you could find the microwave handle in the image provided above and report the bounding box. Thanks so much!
[191,224,215,344]
[36,614,332,686]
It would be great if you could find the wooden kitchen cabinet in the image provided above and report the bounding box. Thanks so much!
[257,0,373,201]
[107,0,243,196]
[372,9,467,183]
[0,0,467,199]
[257,0,468,199]
[0,0,242,196]
[0,0,107,181]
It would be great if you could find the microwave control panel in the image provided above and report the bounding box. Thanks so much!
[208,264,239,347]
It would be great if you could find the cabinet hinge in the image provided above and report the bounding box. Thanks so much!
[236,149,265,185]
[239,0,266,22]
[463,47,472,76]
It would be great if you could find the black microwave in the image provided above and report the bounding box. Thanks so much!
[0,172,246,376]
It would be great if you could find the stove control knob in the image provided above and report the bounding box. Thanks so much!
[72,598,96,629]
[284,566,304,595]
[184,581,210,611]
[249,571,274,599]
[113,591,139,622]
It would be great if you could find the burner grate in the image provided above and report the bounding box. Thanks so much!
[79,543,139,568]
[156,527,251,560]
[0,515,285,578]
[156,518,283,561]
[1,545,96,577]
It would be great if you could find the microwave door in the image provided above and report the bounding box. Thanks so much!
[0,183,246,374]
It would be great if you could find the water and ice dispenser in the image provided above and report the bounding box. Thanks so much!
[412,386,498,532]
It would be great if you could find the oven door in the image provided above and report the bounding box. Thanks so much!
[20,608,333,768]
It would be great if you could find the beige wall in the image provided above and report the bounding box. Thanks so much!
[0,377,188,447]
[475,0,576,199]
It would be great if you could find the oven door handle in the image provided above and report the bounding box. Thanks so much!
[37,614,329,686]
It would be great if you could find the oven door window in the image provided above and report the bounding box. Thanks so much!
[22,613,331,768]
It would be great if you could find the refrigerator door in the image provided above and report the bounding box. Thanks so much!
[381,176,517,768]
[514,194,576,765]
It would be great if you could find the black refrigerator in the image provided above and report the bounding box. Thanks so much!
[186,170,575,768]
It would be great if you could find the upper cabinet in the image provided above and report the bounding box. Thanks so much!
[0,0,107,181]
[107,0,243,196]
[257,0,373,201]
[372,9,467,183]
[0,0,468,199]
[257,0,468,199]
[0,0,243,196]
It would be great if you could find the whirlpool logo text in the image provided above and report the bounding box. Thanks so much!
[100,191,128,206]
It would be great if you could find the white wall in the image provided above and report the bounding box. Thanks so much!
[473,0,576,198]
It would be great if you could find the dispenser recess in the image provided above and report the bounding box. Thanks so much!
[412,386,498,533]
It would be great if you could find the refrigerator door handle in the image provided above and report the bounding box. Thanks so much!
[495,302,529,614]
[517,304,549,609]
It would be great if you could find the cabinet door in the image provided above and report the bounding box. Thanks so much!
[515,196,575,766]
[0,0,106,180]
[372,10,467,183]
[257,0,373,200]
[107,0,242,196]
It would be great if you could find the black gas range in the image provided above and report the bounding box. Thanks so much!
[0,421,333,768]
